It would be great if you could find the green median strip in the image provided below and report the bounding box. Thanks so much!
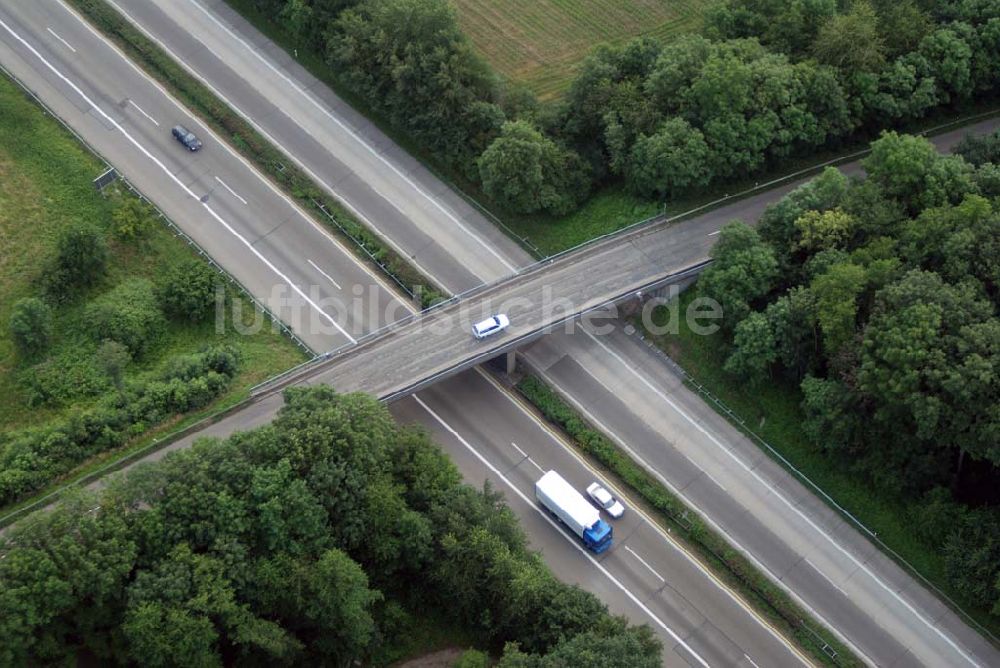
[66,0,446,308]
[515,374,863,668]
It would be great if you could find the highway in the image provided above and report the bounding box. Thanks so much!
[117,4,1000,661]
[111,0,529,294]
[0,2,809,665]
[0,0,996,665]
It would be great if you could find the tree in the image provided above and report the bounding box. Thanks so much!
[919,28,974,102]
[478,121,589,216]
[85,279,165,357]
[328,0,504,174]
[46,224,108,300]
[698,222,779,329]
[123,544,295,666]
[794,208,856,252]
[943,509,1000,609]
[498,625,661,668]
[95,340,131,395]
[250,550,381,662]
[626,118,713,199]
[810,262,867,356]
[110,197,153,242]
[858,271,998,467]
[863,132,976,213]
[9,297,53,360]
[955,130,1000,166]
[800,375,862,456]
[813,1,886,72]
[158,259,221,322]
[873,0,933,58]
[765,287,818,378]
[724,311,777,383]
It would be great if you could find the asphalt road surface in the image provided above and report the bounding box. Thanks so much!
[0,2,808,664]
[3,0,1000,665]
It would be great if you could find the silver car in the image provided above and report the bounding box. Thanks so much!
[587,482,625,519]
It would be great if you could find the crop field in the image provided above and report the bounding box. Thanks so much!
[453,0,719,99]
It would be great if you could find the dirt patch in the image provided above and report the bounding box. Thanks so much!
[394,647,466,668]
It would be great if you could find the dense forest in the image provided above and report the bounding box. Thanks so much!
[697,130,1000,616]
[0,387,660,666]
[243,0,999,215]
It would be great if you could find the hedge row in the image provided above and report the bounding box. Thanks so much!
[0,345,241,506]
[67,0,445,308]
[515,374,861,668]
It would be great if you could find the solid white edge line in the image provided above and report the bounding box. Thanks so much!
[101,0,465,295]
[475,369,814,667]
[185,0,521,275]
[580,329,981,667]
[0,15,356,346]
[411,393,711,668]
[58,0,415,319]
[527,359,858,667]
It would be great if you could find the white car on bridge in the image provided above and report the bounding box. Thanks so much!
[472,314,510,340]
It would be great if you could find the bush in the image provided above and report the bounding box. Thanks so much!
[0,345,241,506]
[158,259,222,322]
[18,352,108,407]
[85,279,165,357]
[9,297,53,360]
[110,195,155,242]
[45,224,108,300]
[454,649,490,668]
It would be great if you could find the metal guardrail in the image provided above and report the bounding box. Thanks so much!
[0,64,319,527]
[631,328,1000,648]
[0,61,317,359]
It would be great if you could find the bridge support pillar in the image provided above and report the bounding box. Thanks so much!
[506,351,517,376]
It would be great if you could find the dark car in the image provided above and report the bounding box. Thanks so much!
[171,124,202,151]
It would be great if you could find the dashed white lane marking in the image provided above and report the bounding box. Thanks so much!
[127,99,159,126]
[60,0,412,316]
[213,175,247,204]
[624,545,666,583]
[744,653,762,668]
[412,393,711,668]
[582,329,980,667]
[510,441,545,473]
[46,27,75,52]
[0,16,355,346]
[307,259,342,290]
[805,559,849,598]
[708,230,721,236]
[185,0,520,275]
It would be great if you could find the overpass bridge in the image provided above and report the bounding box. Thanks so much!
[259,215,719,400]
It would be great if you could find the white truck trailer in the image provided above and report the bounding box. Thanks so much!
[535,470,613,553]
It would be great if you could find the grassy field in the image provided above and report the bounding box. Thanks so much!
[642,291,1000,637]
[0,72,305,434]
[453,0,719,99]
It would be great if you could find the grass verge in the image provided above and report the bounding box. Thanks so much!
[515,373,861,667]
[0,68,305,518]
[221,0,999,259]
[642,291,1000,640]
[66,0,445,307]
